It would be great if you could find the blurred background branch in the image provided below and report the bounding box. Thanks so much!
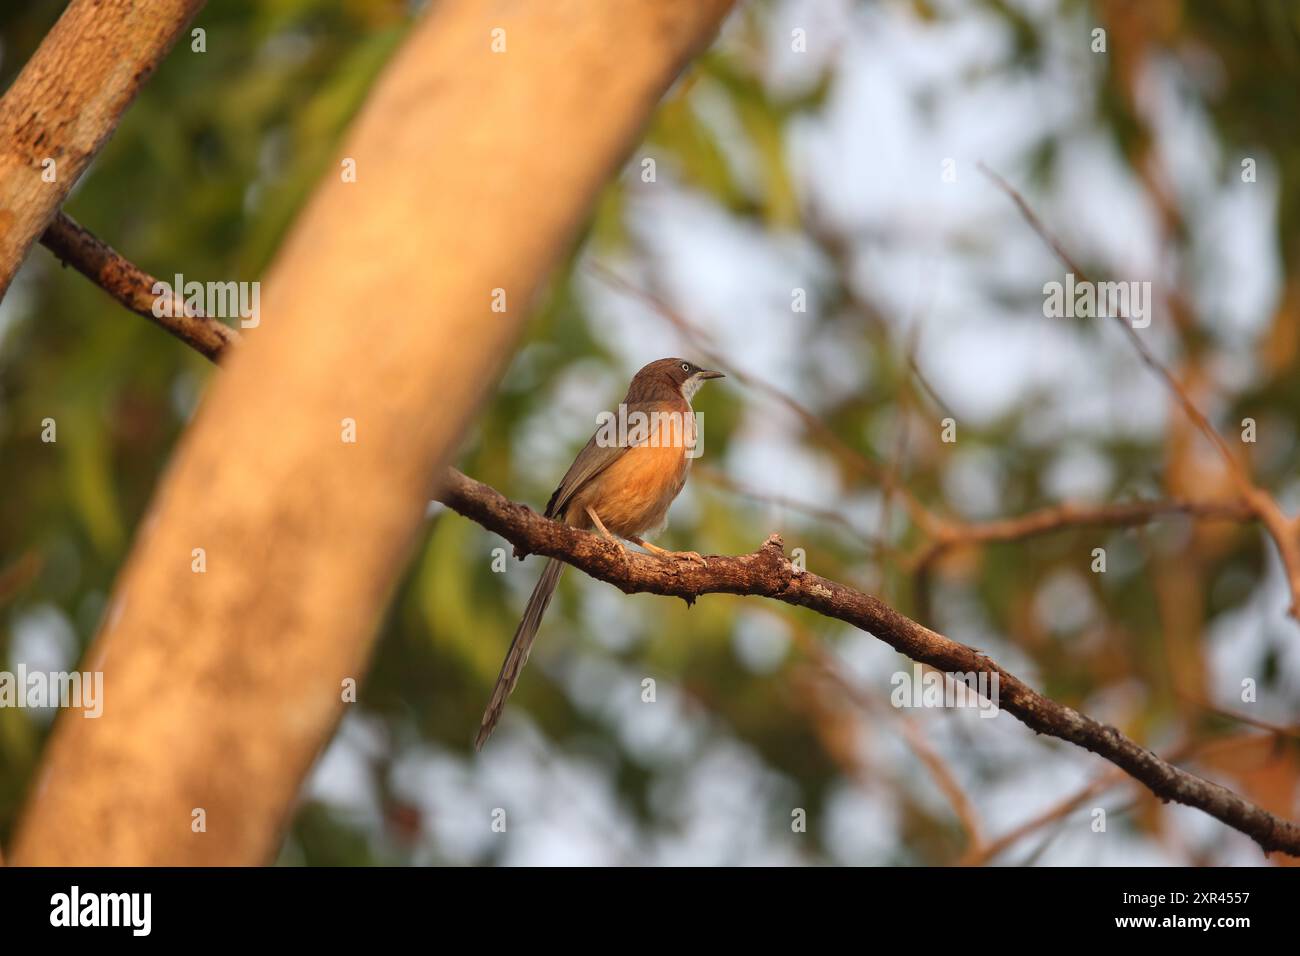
[984,162,1300,620]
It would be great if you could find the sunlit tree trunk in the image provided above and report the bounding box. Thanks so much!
[9,0,733,865]
[0,0,205,300]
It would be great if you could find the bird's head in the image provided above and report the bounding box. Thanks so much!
[628,358,725,403]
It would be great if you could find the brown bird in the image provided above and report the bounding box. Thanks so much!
[475,358,725,749]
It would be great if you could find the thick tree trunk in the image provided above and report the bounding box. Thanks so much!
[10,0,733,865]
[0,0,205,300]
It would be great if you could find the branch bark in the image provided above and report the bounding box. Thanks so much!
[10,0,734,865]
[0,0,205,300]
[40,212,239,360]
[434,467,1300,857]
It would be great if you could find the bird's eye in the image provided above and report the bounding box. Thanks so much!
[681,363,691,372]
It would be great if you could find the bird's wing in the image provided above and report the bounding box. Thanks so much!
[544,433,628,519]
[544,400,663,519]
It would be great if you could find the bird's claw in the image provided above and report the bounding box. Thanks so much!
[609,541,632,571]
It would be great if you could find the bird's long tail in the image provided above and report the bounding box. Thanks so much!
[475,557,565,749]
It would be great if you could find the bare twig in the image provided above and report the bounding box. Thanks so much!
[435,467,1300,856]
[960,732,1275,865]
[1176,692,1300,741]
[40,212,240,361]
[795,632,985,851]
[910,497,1254,571]
[980,163,1300,619]
[961,767,1120,867]
[694,464,886,553]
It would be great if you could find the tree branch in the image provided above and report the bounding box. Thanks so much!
[911,497,1255,571]
[434,467,1300,857]
[980,163,1300,619]
[40,212,240,361]
[0,0,205,300]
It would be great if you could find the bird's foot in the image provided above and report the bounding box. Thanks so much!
[632,537,708,567]
[587,507,634,570]
[596,535,633,572]
[614,543,634,572]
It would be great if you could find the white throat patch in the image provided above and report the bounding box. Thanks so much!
[680,374,705,404]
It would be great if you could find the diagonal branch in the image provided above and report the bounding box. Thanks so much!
[960,732,1283,866]
[980,163,1300,619]
[40,212,240,361]
[795,631,986,850]
[434,466,1300,857]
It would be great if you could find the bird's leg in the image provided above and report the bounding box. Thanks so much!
[586,507,631,568]
[629,535,707,567]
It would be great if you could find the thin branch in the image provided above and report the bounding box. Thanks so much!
[1175,691,1300,741]
[905,350,957,422]
[909,497,1255,571]
[962,767,1119,867]
[980,162,1300,618]
[801,203,961,432]
[694,464,886,553]
[40,212,240,361]
[795,632,985,851]
[960,732,1275,866]
[434,467,1300,857]
[873,321,921,597]
[979,163,1243,482]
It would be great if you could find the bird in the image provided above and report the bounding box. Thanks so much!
[475,358,725,749]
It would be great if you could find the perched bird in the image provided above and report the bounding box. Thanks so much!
[475,358,725,749]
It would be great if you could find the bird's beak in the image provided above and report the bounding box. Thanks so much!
[699,369,726,380]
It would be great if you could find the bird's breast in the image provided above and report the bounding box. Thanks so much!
[571,410,693,537]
